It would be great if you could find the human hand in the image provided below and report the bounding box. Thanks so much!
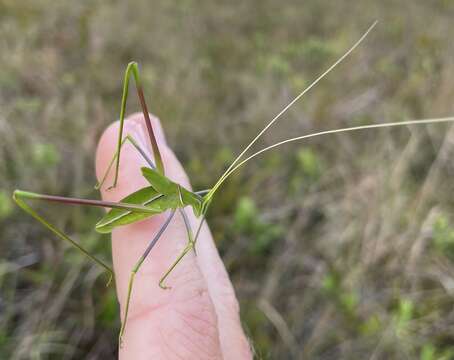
[96,113,252,359]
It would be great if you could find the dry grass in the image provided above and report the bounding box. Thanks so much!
[1,0,454,358]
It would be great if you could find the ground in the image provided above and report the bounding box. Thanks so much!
[1,0,454,358]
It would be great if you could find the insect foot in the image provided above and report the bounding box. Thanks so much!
[158,241,195,290]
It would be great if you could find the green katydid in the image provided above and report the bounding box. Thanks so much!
[12,20,454,345]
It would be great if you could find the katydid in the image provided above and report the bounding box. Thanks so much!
[12,21,454,346]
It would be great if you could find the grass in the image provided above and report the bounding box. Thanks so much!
[1,0,454,358]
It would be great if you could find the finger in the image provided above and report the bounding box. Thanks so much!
[194,224,253,358]
[158,144,253,358]
[96,113,222,359]
[126,115,252,358]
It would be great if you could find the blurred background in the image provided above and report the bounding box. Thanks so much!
[1,0,454,359]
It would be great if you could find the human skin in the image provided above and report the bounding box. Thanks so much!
[96,113,252,359]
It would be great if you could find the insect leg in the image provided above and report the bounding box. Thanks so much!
[96,134,155,190]
[158,241,194,290]
[179,207,195,253]
[158,210,205,290]
[13,191,114,286]
[192,215,206,248]
[119,209,176,346]
[110,62,164,190]
[96,136,128,190]
[98,136,200,259]
[12,190,160,285]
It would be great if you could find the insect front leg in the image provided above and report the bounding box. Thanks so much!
[158,210,203,290]
[179,207,195,254]
[158,242,194,290]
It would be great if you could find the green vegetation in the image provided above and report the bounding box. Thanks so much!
[1,0,454,358]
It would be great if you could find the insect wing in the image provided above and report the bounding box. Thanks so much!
[95,186,177,233]
[141,167,176,195]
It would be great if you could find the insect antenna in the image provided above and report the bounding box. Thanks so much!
[215,116,454,185]
[205,21,378,202]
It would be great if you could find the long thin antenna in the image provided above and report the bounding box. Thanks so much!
[216,116,454,185]
[205,21,378,201]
